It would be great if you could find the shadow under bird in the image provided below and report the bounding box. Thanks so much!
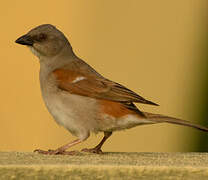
[15,24,208,155]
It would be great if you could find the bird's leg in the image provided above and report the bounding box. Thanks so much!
[82,132,112,154]
[34,139,83,155]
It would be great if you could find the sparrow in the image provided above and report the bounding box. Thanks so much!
[15,24,208,155]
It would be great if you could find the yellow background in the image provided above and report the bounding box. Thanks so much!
[0,0,207,152]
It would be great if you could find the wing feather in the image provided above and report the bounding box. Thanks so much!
[52,68,158,106]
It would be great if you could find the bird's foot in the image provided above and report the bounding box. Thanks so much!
[81,148,103,154]
[34,149,78,155]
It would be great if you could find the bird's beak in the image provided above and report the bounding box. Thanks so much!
[15,34,34,46]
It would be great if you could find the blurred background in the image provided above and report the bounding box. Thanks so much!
[0,0,207,152]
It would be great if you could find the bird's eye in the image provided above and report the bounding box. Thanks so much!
[38,33,47,41]
[33,33,47,42]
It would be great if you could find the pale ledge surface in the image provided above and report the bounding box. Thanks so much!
[0,152,208,180]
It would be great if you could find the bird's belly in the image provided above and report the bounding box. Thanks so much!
[42,90,98,139]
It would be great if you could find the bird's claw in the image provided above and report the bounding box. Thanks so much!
[34,149,78,155]
[81,148,103,154]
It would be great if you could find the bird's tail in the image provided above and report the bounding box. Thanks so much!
[143,112,208,132]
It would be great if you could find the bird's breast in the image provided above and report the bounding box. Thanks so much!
[39,74,99,137]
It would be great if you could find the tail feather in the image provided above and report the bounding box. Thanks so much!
[144,112,208,132]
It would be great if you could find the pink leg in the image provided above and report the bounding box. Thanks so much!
[34,139,83,155]
[82,132,112,154]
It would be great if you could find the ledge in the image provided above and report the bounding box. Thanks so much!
[0,152,208,179]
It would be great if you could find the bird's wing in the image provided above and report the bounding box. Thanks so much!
[52,68,158,106]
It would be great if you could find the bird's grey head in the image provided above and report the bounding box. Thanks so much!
[15,24,72,58]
